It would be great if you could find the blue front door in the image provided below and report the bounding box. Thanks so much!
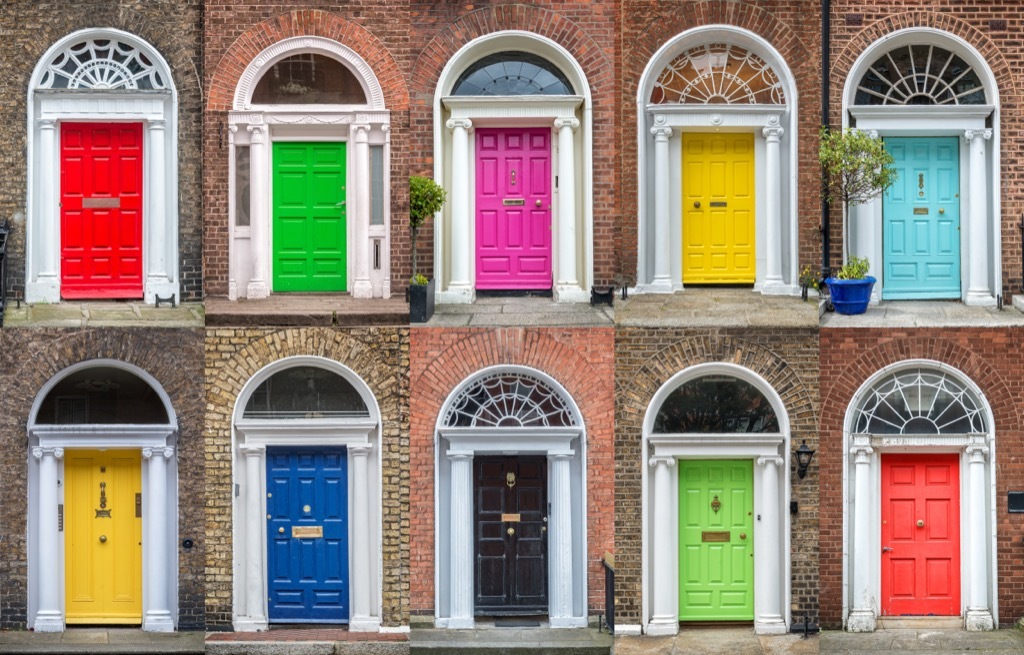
[883,137,961,299]
[267,447,349,623]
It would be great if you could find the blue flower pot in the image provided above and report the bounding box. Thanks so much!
[826,276,876,315]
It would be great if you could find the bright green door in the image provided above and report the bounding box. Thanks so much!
[678,459,754,621]
[272,142,347,292]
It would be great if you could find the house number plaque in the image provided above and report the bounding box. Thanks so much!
[702,531,731,543]
[292,526,323,539]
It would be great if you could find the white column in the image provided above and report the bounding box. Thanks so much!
[848,442,876,632]
[554,118,584,302]
[448,452,474,628]
[30,119,60,303]
[228,125,239,301]
[33,447,64,632]
[761,124,786,294]
[348,444,378,631]
[755,456,786,633]
[381,124,393,299]
[142,447,174,631]
[239,444,267,630]
[964,129,994,306]
[246,125,270,299]
[445,119,473,302]
[548,453,575,626]
[145,119,173,304]
[351,124,373,299]
[965,444,995,630]
[650,122,674,293]
[647,455,677,635]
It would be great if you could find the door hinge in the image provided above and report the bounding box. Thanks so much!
[58,504,63,532]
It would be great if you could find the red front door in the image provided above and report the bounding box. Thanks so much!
[61,122,144,299]
[881,453,961,616]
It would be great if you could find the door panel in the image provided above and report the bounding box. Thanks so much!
[883,137,961,299]
[65,450,142,624]
[474,456,548,614]
[881,454,961,616]
[60,123,144,299]
[272,142,347,292]
[678,459,754,621]
[475,129,552,290]
[267,447,349,623]
[682,133,756,284]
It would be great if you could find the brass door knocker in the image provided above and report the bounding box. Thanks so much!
[711,495,721,514]
[506,472,516,489]
[510,169,517,186]
[99,482,107,509]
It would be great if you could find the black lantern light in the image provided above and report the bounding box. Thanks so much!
[795,440,816,479]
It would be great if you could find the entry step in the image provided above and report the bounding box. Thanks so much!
[409,627,612,655]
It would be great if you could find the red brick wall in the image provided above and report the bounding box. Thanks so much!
[409,327,615,616]
[819,329,1024,628]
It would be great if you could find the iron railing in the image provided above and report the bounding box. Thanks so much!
[600,552,615,635]
[0,220,9,327]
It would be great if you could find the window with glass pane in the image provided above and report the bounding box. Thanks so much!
[451,51,574,96]
[36,367,169,424]
[653,376,779,433]
[235,146,250,227]
[243,366,369,419]
[370,145,384,225]
[852,368,985,434]
[854,45,986,105]
[252,53,367,104]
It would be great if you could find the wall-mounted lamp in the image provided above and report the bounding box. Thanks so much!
[796,440,815,479]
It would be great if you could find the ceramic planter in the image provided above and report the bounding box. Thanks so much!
[826,276,876,315]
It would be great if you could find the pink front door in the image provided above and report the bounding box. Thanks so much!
[475,128,552,290]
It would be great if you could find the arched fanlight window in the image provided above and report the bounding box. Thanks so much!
[442,371,579,428]
[853,368,986,434]
[854,44,986,105]
[38,37,167,90]
[654,375,779,433]
[451,51,575,96]
[242,366,369,419]
[651,43,785,105]
[36,366,169,424]
[252,53,367,104]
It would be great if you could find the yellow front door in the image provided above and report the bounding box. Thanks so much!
[65,450,143,624]
[682,133,756,283]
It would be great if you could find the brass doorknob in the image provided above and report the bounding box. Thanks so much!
[507,527,515,536]
[939,208,945,215]
[916,519,925,527]
[278,527,285,534]
[739,533,747,540]
[99,535,107,543]
[693,201,701,208]
[536,199,543,207]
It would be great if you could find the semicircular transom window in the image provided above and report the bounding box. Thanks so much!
[36,366,169,425]
[443,372,579,428]
[652,43,785,105]
[243,366,369,419]
[853,368,986,434]
[854,44,986,106]
[451,51,575,96]
[39,37,168,90]
[654,375,780,433]
[252,53,367,105]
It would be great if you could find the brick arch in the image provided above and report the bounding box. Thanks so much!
[207,10,408,112]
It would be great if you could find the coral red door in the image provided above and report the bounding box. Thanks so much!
[61,122,144,299]
[881,454,961,616]
[475,128,552,290]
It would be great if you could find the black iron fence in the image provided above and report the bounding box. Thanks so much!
[0,220,9,327]
[600,552,615,635]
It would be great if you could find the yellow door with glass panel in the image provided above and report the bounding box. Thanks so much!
[682,133,755,283]
[65,450,143,624]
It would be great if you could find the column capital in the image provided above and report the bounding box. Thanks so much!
[554,117,580,131]
[148,119,166,131]
[650,125,673,141]
[446,118,473,132]
[851,444,874,462]
[247,124,266,143]
[448,450,474,462]
[762,125,784,141]
[38,118,56,130]
[648,455,676,469]
[963,128,993,142]
[32,446,64,460]
[349,443,374,457]
[381,124,391,142]
[966,444,989,462]
[549,451,574,461]
[143,446,174,459]
[756,455,784,468]
[240,443,266,457]
[352,124,371,141]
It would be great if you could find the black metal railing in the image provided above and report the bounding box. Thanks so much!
[600,552,615,634]
[0,220,9,327]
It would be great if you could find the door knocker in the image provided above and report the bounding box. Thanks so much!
[510,169,517,186]
[918,173,925,197]
[506,472,516,489]
[99,482,107,509]
[711,495,721,514]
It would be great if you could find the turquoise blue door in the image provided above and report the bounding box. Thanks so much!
[883,137,960,299]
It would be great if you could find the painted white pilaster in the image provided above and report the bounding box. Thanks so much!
[352,124,373,299]
[965,444,995,630]
[444,119,474,303]
[144,119,174,304]
[33,447,64,632]
[761,125,787,294]
[755,455,786,634]
[240,444,268,631]
[227,125,239,301]
[964,129,994,306]
[647,455,678,635]
[142,447,175,632]
[548,453,575,626]
[650,122,674,293]
[348,444,379,632]
[30,119,61,303]
[448,452,474,628]
[553,118,585,303]
[247,125,270,299]
[848,441,876,632]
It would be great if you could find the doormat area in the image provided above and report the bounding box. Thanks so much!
[491,618,542,627]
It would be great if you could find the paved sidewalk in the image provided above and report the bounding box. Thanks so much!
[613,628,817,655]
[3,301,204,327]
[615,288,818,328]
[819,627,1024,654]
[410,626,612,654]
[821,299,1024,327]
[206,627,409,655]
[424,296,613,327]
[205,295,408,327]
[0,628,203,654]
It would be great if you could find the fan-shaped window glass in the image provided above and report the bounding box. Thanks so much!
[39,38,167,90]
[853,368,986,434]
[652,44,785,105]
[36,367,169,425]
[654,376,779,433]
[452,52,574,96]
[243,366,369,419]
[854,45,986,105]
[443,372,579,428]
[252,53,367,105]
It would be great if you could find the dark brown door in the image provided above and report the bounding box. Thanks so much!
[474,456,548,614]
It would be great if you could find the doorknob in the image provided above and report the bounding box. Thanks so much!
[507,527,515,536]
[535,199,543,207]
[693,201,701,208]
[917,519,925,527]
[99,535,107,543]
[882,546,893,553]
[739,533,747,540]
[939,208,945,215]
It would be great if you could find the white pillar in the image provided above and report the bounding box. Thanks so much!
[228,125,239,301]
[650,123,674,293]
[554,118,584,302]
[448,452,474,628]
[33,447,64,632]
[351,124,373,299]
[445,119,473,302]
[142,447,174,632]
[647,455,677,635]
[548,453,575,626]
[848,442,876,632]
[965,444,995,630]
[755,455,786,633]
[145,119,173,304]
[348,444,378,631]
[239,444,267,630]
[964,129,994,306]
[761,124,786,294]
[247,125,270,299]
[30,119,60,303]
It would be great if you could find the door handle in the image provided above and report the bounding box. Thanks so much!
[507,527,515,537]
[939,208,945,215]
[917,519,925,527]
[882,546,893,553]
[535,199,543,207]
[693,201,701,208]
[739,533,747,540]
[99,535,107,543]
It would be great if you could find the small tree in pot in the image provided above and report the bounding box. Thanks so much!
[409,176,447,322]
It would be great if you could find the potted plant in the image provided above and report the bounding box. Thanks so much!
[819,127,897,315]
[409,175,447,323]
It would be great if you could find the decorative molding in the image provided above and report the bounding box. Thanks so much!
[648,455,676,468]
[756,455,784,468]
[445,117,473,132]
[964,128,993,142]
[650,125,673,140]
[142,446,174,459]
[652,43,786,105]
[762,125,784,140]
[441,370,580,428]
[31,447,64,460]
[38,37,169,91]
[553,117,580,131]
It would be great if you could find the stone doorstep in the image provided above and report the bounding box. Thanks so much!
[408,627,612,655]
[206,630,410,655]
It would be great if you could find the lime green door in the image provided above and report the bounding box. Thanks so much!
[679,459,754,621]
[272,142,347,292]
